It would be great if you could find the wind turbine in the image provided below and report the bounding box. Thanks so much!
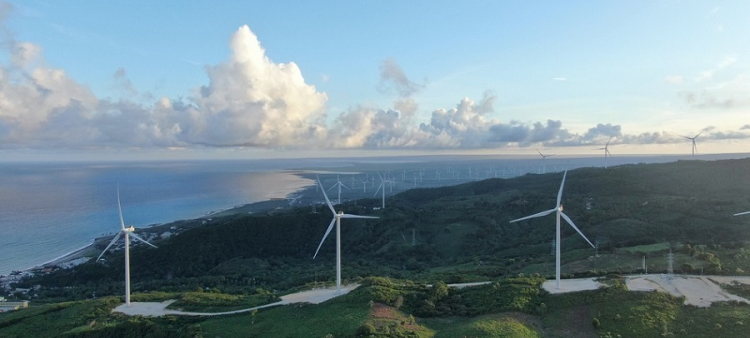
[313,178,378,293]
[97,187,157,306]
[328,175,349,205]
[537,150,554,174]
[597,137,613,168]
[374,174,387,209]
[509,171,594,289]
[681,132,702,156]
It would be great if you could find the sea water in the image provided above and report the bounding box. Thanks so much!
[0,159,321,276]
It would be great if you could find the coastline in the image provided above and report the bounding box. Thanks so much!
[20,172,319,275]
[33,241,95,270]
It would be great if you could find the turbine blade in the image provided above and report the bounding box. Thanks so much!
[117,186,125,230]
[606,136,612,146]
[341,214,379,219]
[733,211,750,216]
[313,218,336,259]
[318,178,336,214]
[509,208,556,223]
[327,183,337,191]
[340,183,349,190]
[695,131,703,138]
[557,171,567,206]
[130,232,158,249]
[374,184,382,197]
[561,212,595,248]
[96,232,122,262]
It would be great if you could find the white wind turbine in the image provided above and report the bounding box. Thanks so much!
[598,137,613,168]
[374,174,387,209]
[509,171,594,289]
[328,175,349,205]
[97,187,157,306]
[313,178,378,293]
[681,131,702,156]
[360,177,368,193]
[537,150,554,174]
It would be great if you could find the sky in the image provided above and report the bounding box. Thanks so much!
[1,0,749,160]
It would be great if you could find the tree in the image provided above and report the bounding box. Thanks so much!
[394,295,404,309]
[430,281,449,302]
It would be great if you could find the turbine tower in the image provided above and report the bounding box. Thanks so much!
[681,132,702,156]
[598,137,613,168]
[97,187,157,306]
[374,174,387,209]
[313,178,378,293]
[509,171,595,289]
[328,175,349,205]
[537,150,554,174]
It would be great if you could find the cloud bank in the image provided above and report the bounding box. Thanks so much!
[0,18,748,151]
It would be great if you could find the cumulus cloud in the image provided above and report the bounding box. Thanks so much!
[582,123,622,142]
[1,14,749,153]
[0,24,328,149]
[174,25,328,147]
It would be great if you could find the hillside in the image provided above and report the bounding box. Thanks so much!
[3,158,750,337]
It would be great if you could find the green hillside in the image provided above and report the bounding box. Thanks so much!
[4,158,750,337]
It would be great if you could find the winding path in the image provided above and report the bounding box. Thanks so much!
[113,284,359,317]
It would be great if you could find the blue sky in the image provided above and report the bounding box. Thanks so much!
[1,1,749,159]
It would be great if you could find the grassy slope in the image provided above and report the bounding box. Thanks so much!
[198,288,371,338]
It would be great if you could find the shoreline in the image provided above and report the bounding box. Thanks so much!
[33,241,96,270]
[17,172,319,275]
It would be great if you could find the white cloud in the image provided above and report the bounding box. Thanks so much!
[175,25,328,147]
[1,18,749,152]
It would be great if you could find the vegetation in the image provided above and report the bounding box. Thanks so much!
[4,158,750,336]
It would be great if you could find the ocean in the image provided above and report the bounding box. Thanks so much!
[0,159,322,276]
[2,153,747,276]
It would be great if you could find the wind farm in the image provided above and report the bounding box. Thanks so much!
[5,157,750,338]
[4,0,750,335]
